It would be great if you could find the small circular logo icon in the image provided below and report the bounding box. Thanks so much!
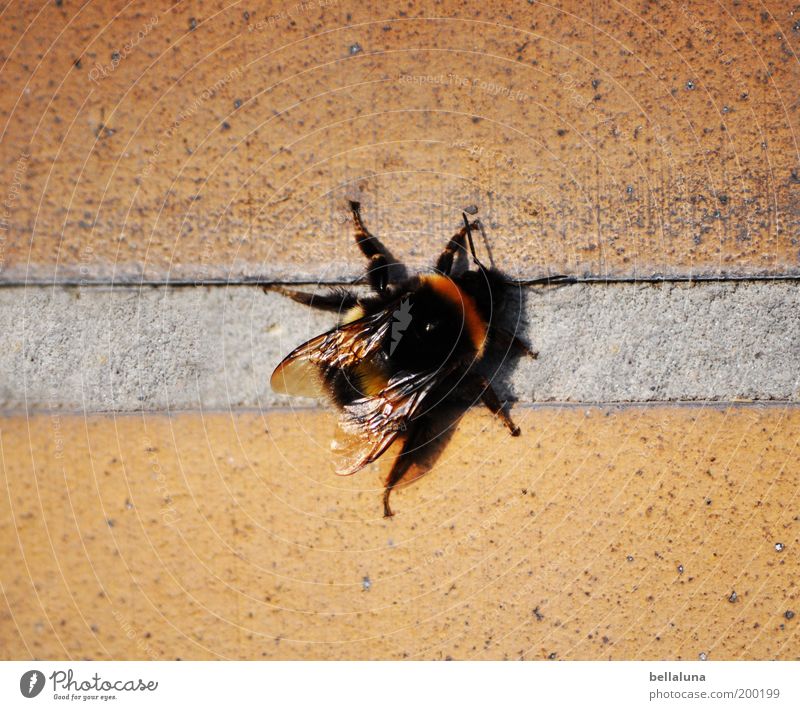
[20,670,45,698]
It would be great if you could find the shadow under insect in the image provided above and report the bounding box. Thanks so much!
[267,201,570,517]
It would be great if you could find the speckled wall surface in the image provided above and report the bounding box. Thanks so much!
[1,408,798,660]
[0,0,797,282]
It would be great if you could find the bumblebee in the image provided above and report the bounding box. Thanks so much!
[269,201,568,516]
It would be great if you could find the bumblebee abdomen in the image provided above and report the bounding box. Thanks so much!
[325,358,390,406]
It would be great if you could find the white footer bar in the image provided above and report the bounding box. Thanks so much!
[1,661,797,709]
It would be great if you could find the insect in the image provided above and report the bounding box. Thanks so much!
[269,201,568,517]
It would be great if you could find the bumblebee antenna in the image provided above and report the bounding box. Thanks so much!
[462,213,485,268]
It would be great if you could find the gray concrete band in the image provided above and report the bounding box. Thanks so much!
[1,281,797,411]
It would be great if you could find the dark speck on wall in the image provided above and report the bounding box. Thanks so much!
[189,18,198,31]
[349,42,362,55]
[785,610,795,620]
[728,591,738,603]
[234,99,242,109]
[686,80,695,90]
[221,122,231,131]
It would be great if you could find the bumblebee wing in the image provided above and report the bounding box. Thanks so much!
[270,310,393,399]
[332,369,446,475]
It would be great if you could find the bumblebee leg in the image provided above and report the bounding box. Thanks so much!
[525,274,576,286]
[383,453,412,518]
[382,427,420,517]
[348,200,390,293]
[493,327,538,359]
[473,374,521,437]
[263,285,358,312]
[435,224,468,275]
[435,219,482,275]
